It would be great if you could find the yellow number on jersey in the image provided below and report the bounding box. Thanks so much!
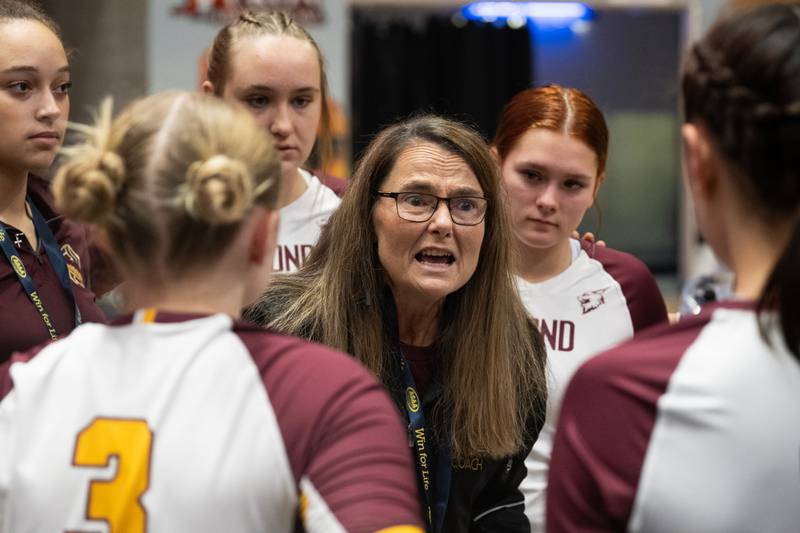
[73,418,153,533]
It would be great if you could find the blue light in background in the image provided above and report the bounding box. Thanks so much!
[461,2,594,29]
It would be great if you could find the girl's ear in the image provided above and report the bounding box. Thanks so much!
[682,123,718,202]
[201,80,215,95]
[490,146,500,165]
[593,172,606,201]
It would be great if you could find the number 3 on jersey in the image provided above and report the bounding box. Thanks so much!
[72,418,154,533]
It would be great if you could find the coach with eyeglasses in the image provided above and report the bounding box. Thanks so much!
[245,114,547,532]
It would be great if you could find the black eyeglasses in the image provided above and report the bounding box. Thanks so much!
[375,191,488,226]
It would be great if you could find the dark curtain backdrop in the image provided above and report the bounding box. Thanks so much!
[351,12,532,159]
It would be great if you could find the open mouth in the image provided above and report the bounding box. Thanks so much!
[415,250,456,265]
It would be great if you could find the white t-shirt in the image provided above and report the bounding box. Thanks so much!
[516,239,667,532]
[274,169,341,274]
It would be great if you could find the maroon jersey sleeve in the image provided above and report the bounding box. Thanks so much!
[237,325,424,532]
[581,241,668,333]
[309,169,348,198]
[546,316,707,532]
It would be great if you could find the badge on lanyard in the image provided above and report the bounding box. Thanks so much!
[399,352,452,532]
[0,199,82,339]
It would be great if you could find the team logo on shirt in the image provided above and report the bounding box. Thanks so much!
[61,244,85,288]
[578,287,610,314]
[406,387,420,413]
[67,264,85,288]
[61,244,81,268]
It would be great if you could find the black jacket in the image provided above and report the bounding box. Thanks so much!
[244,288,543,532]
[380,338,539,532]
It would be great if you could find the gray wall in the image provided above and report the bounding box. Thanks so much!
[42,0,348,117]
[147,0,348,108]
[42,0,147,124]
[147,0,218,93]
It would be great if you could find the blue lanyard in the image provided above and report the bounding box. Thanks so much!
[0,199,81,339]
[399,352,451,533]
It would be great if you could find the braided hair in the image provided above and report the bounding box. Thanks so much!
[682,2,800,358]
[205,10,332,171]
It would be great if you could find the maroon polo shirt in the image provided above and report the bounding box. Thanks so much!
[0,177,106,362]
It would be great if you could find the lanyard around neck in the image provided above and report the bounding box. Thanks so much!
[399,350,452,533]
[0,199,81,339]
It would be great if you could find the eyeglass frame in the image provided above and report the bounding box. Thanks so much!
[374,191,489,226]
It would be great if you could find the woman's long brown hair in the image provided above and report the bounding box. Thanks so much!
[248,115,547,459]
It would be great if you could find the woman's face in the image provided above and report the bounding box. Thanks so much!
[372,142,486,307]
[220,34,322,179]
[0,20,69,176]
[500,128,599,252]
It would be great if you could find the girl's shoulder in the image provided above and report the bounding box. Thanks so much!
[579,240,651,280]
[578,240,668,332]
[306,168,348,198]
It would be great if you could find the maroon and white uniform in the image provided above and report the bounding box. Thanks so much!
[547,301,800,532]
[516,239,667,530]
[0,310,423,533]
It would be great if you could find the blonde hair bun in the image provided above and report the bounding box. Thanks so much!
[53,91,281,279]
[183,154,254,224]
[53,148,125,224]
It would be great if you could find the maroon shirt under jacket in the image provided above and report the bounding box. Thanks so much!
[399,341,437,399]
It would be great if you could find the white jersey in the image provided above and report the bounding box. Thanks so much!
[274,168,341,273]
[547,302,800,532]
[0,311,423,533]
[516,239,667,531]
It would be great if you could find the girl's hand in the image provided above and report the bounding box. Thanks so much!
[572,230,606,248]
